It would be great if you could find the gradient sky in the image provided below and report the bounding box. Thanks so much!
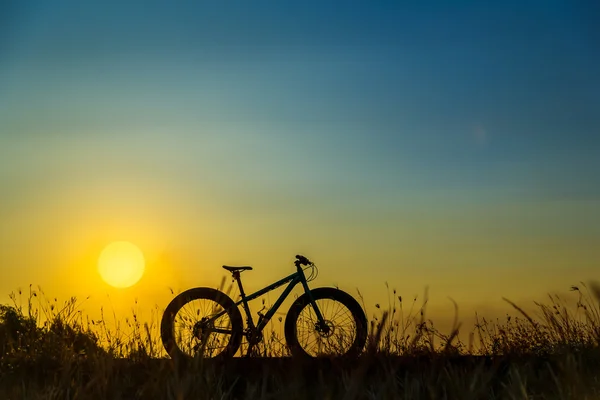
[1,1,599,331]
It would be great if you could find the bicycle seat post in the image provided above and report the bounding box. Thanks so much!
[231,271,247,298]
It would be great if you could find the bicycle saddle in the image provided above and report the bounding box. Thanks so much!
[222,265,253,272]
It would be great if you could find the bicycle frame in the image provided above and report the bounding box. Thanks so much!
[208,265,326,340]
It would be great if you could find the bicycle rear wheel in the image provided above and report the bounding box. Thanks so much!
[160,287,243,361]
[284,287,367,359]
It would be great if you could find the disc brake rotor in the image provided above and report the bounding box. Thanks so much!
[316,320,335,338]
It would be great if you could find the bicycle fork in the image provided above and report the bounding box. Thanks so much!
[300,276,331,334]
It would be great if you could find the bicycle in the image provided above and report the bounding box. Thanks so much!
[160,254,368,360]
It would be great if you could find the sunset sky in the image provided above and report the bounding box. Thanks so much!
[1,1,599,331]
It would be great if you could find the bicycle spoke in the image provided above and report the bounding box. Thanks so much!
[172,298,234,358]
[295,298,357,356]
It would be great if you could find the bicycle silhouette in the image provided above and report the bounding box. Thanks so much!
[161,255,368,360]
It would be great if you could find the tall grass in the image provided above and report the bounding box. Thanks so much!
[364,282,600,357]
[1,282,599,399]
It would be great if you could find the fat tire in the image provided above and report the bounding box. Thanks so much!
[160,287,243,361]
[284,287,368,359]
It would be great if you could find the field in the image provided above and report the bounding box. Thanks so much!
[1,283,600,400]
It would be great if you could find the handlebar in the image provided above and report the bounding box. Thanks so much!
[294,254,312,267]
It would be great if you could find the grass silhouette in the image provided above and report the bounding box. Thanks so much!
[1,282,599,399]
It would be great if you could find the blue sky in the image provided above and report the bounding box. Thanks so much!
[2,1,598,197]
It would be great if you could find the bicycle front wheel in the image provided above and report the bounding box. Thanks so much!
[284,287,367,359]
[160,287,243,361]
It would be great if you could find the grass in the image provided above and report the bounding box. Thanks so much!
[1,282,600,399]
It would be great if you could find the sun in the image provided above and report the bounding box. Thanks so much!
[98,241,145,288]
